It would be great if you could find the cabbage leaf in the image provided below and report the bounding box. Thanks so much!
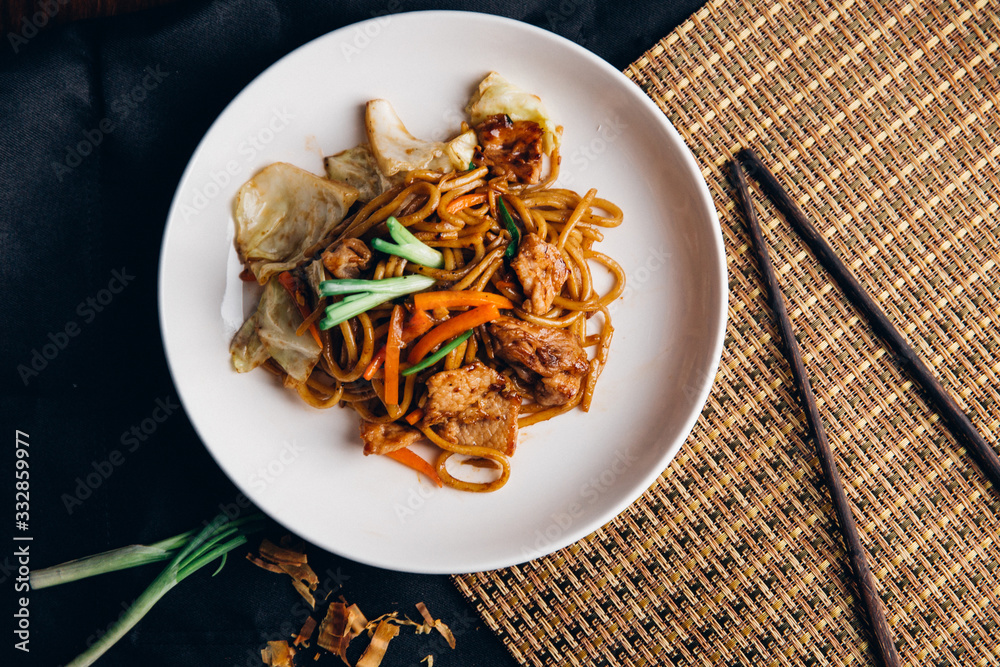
[235,162,359,284]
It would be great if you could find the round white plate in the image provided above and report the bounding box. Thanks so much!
[159,11,726,574]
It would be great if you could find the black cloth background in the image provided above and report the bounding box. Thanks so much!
[1,1,704,664]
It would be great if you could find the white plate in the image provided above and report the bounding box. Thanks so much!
[159,11,726,574]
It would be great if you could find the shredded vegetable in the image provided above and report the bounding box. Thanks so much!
[384,305,404,405]
[371,217,444,268]
[498,197,521,260]
[413,291,513,312]
[318,275,435,297]
[318,275,436,330]
[278,272,322,346]
[386,447,443,487]
[401,329,473,376]
[363,308,438,379]
[407,306,500,364]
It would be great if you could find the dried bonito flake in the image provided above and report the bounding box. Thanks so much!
[415,602,456,649]
[247,537,320,608]
[250,538,456,666]
[318,601,367,664]
[293,616,317,647]
[261,640,296,667]
[355,618,401,667]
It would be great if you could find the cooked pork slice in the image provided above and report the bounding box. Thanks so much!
[488,317,589,377]
[536,372,585,407]
[420,362,519,455]
[473,114,544,184]
[488,317,589,407]
[322,238,372,279]
[359,420,423,456]
[510,233,569,315]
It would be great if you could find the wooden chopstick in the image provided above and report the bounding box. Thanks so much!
[727,158,901,667]
[737,148,1000,492]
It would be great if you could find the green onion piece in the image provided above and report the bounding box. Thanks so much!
[401,330,474,376]
[318,274,436,297]
[371,217,444,268]
[211,552,228,577]
[318,275,437,330]
[319,292,396,330]
[29,529,196,590]
[47,513,265,667]
[499,198,520,260]
[468,161,476,170]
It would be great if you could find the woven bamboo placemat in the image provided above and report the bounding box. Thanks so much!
[453,0,1000,664]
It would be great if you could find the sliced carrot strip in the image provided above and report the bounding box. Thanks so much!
[383,305,404,405]
[404,408,424,425]
[413,291,513,312]
[401,307,437,338]
[445,192,488,213]
[407,305,500,364]
[362,352,384,381]
[385,447,442,487]
[362,308,437,380]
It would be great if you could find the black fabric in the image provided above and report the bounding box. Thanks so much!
[2,1,704,665]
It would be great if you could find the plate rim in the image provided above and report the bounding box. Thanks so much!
[158,9,728,574]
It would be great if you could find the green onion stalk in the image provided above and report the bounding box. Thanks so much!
[371,217,445,268]
[316,216,446,331]
[32,513,264,666]
[401,329,473,376]
[498,198,521,260]
[317,274,436,330]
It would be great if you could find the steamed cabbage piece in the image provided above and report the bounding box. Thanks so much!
[230,277,321,382]
[365,99,476,177]
[323,145,392,204]
[466,71,560,155]
[235,162,360,284]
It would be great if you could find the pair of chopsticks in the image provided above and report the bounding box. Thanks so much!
[728,149,1000,667]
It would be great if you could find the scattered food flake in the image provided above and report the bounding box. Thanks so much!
[252,541,457,666]
[416,602,457,649]
[318,602,352,659]
[294,615,318,647]
[260,538,309,565]
[261,640,296,667]
[248,537,320,608]
[356,618,401,667]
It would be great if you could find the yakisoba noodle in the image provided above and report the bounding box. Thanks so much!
[262,154,624,492]
[233,75,624,493]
